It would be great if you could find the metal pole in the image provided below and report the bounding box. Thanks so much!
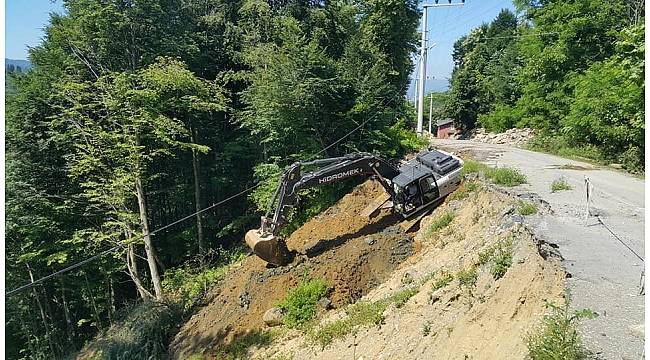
[416,7,427,136]
[428,93,433,135]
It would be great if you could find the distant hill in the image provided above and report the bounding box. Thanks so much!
[406,78,449,100]
[5,58,32,73]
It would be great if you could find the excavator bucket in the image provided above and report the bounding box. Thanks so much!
[245,229,292,266]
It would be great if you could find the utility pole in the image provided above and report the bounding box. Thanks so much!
[417,0,465,136]
[428,94,433,135]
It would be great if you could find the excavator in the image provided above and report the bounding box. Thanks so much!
[245,148,463,266]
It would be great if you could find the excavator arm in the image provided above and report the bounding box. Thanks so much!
[246,153,400,265]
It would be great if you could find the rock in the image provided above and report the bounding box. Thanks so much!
[317,297,332,310]
[610,163,623,169]
[263,307,285,327]
[511,214,524,223]
[364,236,376,245]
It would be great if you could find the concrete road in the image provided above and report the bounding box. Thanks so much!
[433,139,645,360]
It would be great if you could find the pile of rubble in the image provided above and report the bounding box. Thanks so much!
[469,128,535,147]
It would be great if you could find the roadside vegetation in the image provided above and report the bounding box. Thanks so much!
[462,160,527,187]
[443,5,643,174]
[425,211,456,237]
[527,299,598,360]
[517,202,538,216]
[551,178,572,193]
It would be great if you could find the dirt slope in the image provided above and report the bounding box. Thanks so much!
[169,181,415,359]
[251,184,565,359]
[171,179,565,359]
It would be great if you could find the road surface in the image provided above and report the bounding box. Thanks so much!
[434,139,645,360]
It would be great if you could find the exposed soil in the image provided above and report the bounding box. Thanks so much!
[169,181,415,359]
[251,185,565,360]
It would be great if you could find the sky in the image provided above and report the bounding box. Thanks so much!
[5,0,66,59]
[5,0,515,89]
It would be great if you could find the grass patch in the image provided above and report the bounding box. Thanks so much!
[456,267,478,288]
[460,159,526,186]
[490,248,513,280]
[527,300,597,360]
[425,211,455,237]
[311,287,419,347]
[278,278,328,328]
[551,178,572,192]
[388,287,419,308]
[517,201,538,216]
[485,167,527,187]
[461,159,487,176]
[431,272,454,291]
[477,237,514,280]
[447,181,481,201]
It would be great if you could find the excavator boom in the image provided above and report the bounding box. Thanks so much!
[245,149,462,266]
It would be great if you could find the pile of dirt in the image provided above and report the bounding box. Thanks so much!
[169,181,414,359]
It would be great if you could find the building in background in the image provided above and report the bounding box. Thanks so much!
[436,118,456,139]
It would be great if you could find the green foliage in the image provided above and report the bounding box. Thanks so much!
[517,202,539,215]
[431,272,454,291]
[388,287,419,309]
[477,237,514,280]
[447,1,644,172]
[456,267,478,288]
[550,179,572,193]
[278,278,328,328]
[425,211,456,237]
[485,167,527,187]
[447,181,481,201]
[527,300,598,360]
[80,301,184,360]
[312,286,418,347]
[461,159,488,176]
[162,247,247,310]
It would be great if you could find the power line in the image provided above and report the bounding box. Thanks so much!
[7,80,411,297]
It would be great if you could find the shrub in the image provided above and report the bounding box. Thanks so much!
[425,211,455,237]
[527,300,598,360]
[431,272,454,291]
[456,267,478,288]
[278,278,328,328]
[389,287,419,308]
[517,201,538,215]
[162,246,247,310]
[490,247,513,280]
[485,167,527,187]
[550,178,572,192]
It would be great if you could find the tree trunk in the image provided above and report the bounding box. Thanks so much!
[126,243,153,300]
[59,280,75,347]
[191,126,205,256]
[83,272,103,332]
[135,175,164,300]
[26,263,57,358]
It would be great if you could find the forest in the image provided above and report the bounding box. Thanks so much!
[443,0,644,172]
[5,0,645,359]
[5,0,422,358]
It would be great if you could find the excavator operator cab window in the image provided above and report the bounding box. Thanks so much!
[420,175,439,204]
[404,182,422,212]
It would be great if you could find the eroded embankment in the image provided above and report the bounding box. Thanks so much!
[251,181,565,360]
[169,181,415,359]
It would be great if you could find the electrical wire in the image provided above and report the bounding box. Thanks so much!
[7,74,413,297]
